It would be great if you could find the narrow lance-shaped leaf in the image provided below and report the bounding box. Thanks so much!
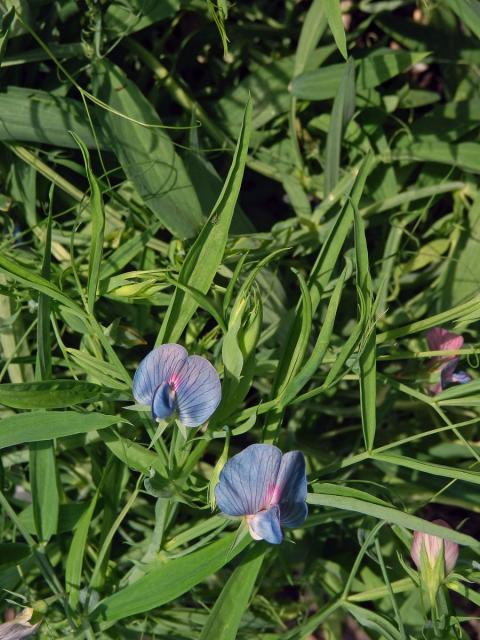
[325,59,355,194]
[0,380,106,409]
[307,490,480,550]
[0,412,122,450]
[0,7,14,63]
[91,531,251,622]
[71,132,105,313]
[198,545,266,640]
[324,0,348,59]
[443,0,480,39]
[294,0,328,76]
[281,267,347,406]
[291,50,429,101]
[30,208,59,542]
[157,97,252,344]
[0,253,85,313]
[92,59,204,239]
[353,201,376,451]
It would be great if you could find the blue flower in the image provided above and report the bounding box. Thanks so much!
[132,344,221,427]
[215,443,308,544]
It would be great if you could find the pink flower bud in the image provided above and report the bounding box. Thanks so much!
[411,519,459,574]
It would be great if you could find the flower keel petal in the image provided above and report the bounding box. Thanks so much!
[132,344,187,406]
[247,505,282,544]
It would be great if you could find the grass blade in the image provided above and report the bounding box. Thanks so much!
[198,545,266,640]
[353,202,376,451]
[156,97,252,344]
[91,531,251,622]
[325,59,355,194]
[0,412,121,449]
[324,0,348,59]
[30,209,59,542]
[70,133,105,313]
[307,491,480,550]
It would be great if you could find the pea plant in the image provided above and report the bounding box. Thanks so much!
[0,1,479,638]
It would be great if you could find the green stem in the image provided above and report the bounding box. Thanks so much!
[374,537,407,640]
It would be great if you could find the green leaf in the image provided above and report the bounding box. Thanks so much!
[307,490,480,550]
[263,269,312,441]
[99,222,162,280]
[0,87,106,149]
[66,490,99,608]
[325,59,356,194]
[199,545,266,640]
[353,202,376,451]
[92,59,204,239]
[373,452,480,487]
[324,0,348,59]
[0,7,15,62]
[377,296,480,344]
[103,0,179,36]
[390,140,480,174]
[441,192,480,307]
[19,502,89,535]
[0,411,121,449]
[310,153,375,310]
[30,211,59,542]
[291,50,429,100]
[294,0,328,76]
[29,440,58,542]
[91,531,251,622]
[443,0,480,39]
[344,603,402,640]
[99,430,167,476]
[0,252,84,313]
[281,268,346,406]
[0,380,106,409]
[157,98,252,344]
[70,133,105,312]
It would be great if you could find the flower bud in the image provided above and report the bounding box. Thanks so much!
[411,519,459,575]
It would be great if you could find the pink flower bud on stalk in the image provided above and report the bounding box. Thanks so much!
[411,520,459,613]
[411,520,459,574]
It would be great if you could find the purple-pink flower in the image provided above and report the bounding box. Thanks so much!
[426,327,470,395]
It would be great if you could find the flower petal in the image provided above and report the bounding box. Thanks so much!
[215,444,282,517]
[449,371,471,384]
[272,451,308,528]
[440,359,471,389]
[427,328,463,361]
[132,344,187,406]
[175,355,222,427]
[247,505,282,544]
[151,381,176,420]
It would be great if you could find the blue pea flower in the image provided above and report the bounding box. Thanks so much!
[214,443,308,545]
[132,344,221,427]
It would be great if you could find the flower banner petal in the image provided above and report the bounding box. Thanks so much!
[132,344,187,405]
[175,355,222,427]
[215,444,282,517]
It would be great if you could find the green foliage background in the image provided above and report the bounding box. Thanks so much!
[0,0,480,638]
